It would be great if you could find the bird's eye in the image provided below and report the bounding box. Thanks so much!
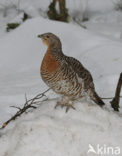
[46,35,49,38]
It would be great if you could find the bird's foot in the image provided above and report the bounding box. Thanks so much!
[55,102,75,113]
[54,101,63,108]
[64,104,76,113]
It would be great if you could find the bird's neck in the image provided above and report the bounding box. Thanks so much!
[47,46,64,60]
[48,43,61,50]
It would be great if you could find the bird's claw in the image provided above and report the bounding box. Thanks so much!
[55,102,75,113]
[65,104,75,113]
[54,102,63,109]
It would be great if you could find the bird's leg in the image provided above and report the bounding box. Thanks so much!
[55,96,75,112]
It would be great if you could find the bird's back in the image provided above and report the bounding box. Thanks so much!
[65,56,94,90]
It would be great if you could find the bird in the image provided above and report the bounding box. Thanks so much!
[38,32,105,112]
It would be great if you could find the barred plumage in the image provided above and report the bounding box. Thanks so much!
[38,32,105,112]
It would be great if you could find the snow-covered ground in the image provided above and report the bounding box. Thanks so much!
[0,0,122,156]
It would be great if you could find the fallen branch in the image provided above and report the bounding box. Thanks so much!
[0,88,50,130]
[110,73,122,111]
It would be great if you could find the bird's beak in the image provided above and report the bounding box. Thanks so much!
[37,34,43,38]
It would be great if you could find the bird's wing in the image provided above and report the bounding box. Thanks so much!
[65,56,94,90]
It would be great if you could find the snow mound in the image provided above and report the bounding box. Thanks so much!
[0,99,122,156]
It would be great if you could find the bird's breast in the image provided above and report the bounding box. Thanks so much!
[41,51,60,73]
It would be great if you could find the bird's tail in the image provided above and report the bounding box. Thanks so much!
[89,90,105,106]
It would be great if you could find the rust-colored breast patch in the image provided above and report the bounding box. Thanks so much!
[41,50,60,73]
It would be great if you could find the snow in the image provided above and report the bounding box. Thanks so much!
[0,0,122,156]
[1,100,122,156]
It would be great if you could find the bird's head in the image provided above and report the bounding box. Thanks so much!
[38,32,62,49]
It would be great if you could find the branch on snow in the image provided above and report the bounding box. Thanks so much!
[0,88,50,130]
[101,96,122,100]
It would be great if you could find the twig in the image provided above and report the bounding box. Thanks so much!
[101,96,122,100]
[10,106,22,110]
[0,88,50,130]
[73,17,87,29]
[110,73,122,111]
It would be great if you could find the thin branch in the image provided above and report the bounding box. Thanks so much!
[25,93,28,106]
[0,88,50,130]
[10,106,22,110]
[101,96,122,100]
[73,17,87,29]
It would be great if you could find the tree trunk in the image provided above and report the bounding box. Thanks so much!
[47,0,69,22]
